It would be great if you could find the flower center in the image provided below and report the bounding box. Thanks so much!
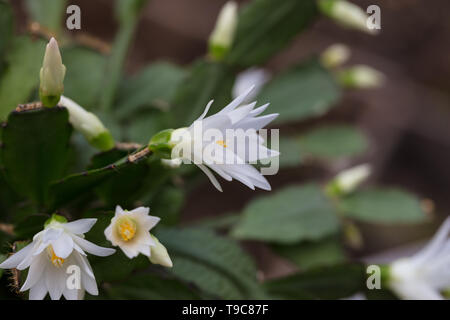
[47,245,65,267]
[117,217,137,242]
[216,140,227,148]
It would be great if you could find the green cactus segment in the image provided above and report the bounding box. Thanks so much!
[48,146,151,210]
[1,107,72,207]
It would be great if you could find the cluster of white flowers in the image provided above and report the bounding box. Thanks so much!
[0,206,171,300]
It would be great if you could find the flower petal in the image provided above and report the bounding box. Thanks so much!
[73,236,116,257]
[51,232,74,259]
[64,218,97,235]
[0,242,34,269]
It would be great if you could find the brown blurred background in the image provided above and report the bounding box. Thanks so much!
[10,0,450,276]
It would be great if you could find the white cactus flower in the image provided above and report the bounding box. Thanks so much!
[40,37,66,106]
[169,86,279,192]
[388,217,450,300]
[104,206,171,268]
[0,216,115,300]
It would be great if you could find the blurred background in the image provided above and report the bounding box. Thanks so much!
[7,0,450,279]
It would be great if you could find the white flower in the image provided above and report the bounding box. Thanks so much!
[209,1,238,59]
[58,95,114,151]
[104,206,165,261]
[232,68,270,103]
[40,37,66,106]
[0,216,115,300]
[320,43,351,69]
[332,164,371,195]
[388,217,450,300]
[318,0,377,35]
[337,65,385,89]
[169,86,279,192]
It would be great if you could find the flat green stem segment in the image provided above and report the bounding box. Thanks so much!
[1,106,72,207]
[48,147,151,210]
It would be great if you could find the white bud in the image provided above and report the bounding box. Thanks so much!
[209,1,238,60]
[149,234,173,268]
[59,96,114,151]
[40,38,66,107]
[319,0,377,35]
[333,164,371,195]
[320,43,351,69]
[337,65,385,89]
[161,158,183,169]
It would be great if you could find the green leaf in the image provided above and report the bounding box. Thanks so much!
[155,227,266,299]
[337,188,426,224]
[232,184,340,244]
[24,0,67,33]
[62,47,107,109]
[0,37,46,120]
[1,107,72,207]
[171,60,234,127]
[0,0,13,66]
[277,136,302,168]
[150,186,184,226]
[14,214,49,239]
[105,273,201,300]
[116,62,187,119]
[299,125,368,159]
[273,236,346,270]
[257,59,341,124]
[226,0,317,66]
[265,263,366,299]
[48,148,151,210]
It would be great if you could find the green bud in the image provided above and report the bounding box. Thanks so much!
[337,65,385,89]
[148,128,174,158]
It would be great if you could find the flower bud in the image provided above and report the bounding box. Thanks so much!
[327,164,371,197]
[337,65,385,89]
[161,158,183,169]
[149,234,173,268]
[59,96,115,151]
[208,1,238,61]
[320,43,351,69]
[40,38,66,107]
[318,0,377,35]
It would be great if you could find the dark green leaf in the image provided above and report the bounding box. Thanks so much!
[48,147,151,210]
[171,60,234,127]
[0,37,46,120]
[1,107,72,207]
[337,188,426,224]
[277,136,302,168]
[0,0,13,66]
[299,125,368,159]
[105,272,201,300]
[273,236,346,270]
[232,184,340,243]
[62,47,107,109]
[14,214,49,239]
[116,62,187,119]
[265,263,366,299]
[226,0,317,66]
[257,59,341,124]
[156,227,266,299]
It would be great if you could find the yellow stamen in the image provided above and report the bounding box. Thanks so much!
[47,246,65,267]
[117,217,137,242]
[216,140,227,148]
